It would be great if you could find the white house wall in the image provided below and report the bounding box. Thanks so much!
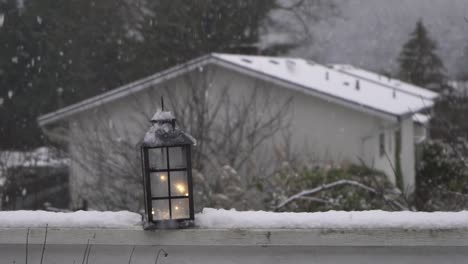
[206,66,399,182]
[65,64,410,209]
[400,116,416,191]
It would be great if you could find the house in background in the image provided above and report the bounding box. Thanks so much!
[0,148,69,210]
[38,53,438,210]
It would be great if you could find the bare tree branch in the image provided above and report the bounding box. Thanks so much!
[275,179,408,211]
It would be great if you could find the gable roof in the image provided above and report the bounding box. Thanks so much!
[330,64,438,100]
[38,53,438,126]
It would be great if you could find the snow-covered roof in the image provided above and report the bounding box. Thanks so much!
[214,54,436,118]
[0,147,68,169]
[151,110,175,122]
[330,64,439,100]
[38,53,438,126]
[0,147,69,183]
[412,113,431,124]
[142,122,196,147]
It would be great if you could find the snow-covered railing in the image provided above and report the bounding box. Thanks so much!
[1,209,468,263]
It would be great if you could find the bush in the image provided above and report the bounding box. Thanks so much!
[415,141,468,211]
[260,163,402,212]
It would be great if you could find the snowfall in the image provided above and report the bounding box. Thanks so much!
[1,208,468,229]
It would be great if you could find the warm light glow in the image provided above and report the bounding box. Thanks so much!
[151,208,155,215]
[185,192,189,196]
[175,206,179,210]
[160,174,167,182]
[176,184,186,193]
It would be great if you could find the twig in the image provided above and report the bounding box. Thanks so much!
[39,224,48,264]
[81,239,90,264]
[275,179,408,211]
[297,196,334,205]
[154,248,168,264]
[25,228,29,264]
[128,246,136,264]
[85,243,93,264]
[85,233,96,264]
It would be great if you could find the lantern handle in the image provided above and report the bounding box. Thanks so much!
[161,96,165,111]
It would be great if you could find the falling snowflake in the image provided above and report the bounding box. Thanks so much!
[0,13,4,28]
[7,90,13,99]
[11,57,18,64]
[36,16,42,25]
[0,97,3,106]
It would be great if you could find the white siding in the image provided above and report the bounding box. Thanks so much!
[400,116,416,191]
[65,65,414,208]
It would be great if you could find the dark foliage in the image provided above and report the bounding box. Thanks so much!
[397,19,447,92]
[0,0,281,150]
[415,141,468,211]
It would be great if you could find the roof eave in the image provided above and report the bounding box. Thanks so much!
[37,54,216,126]
[211,57,399,122]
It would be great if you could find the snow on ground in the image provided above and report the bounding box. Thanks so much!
[0,210,141,228]
[195,208,468,229]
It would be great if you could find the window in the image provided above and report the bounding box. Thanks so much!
[148,146,190,221]
[379,133,385,157]
[388,132,392,153]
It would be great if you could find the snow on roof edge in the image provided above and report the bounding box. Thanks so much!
[38,53,437,126]
[37,54,214,126]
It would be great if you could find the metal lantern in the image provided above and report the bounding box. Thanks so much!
[140,108,196,229]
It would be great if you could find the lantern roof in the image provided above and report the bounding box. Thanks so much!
[142,111,196,147]
[150,110,175,123]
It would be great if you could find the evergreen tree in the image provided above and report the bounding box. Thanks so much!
[397,19,446,91]
[0,0,322,150]
[0,0,45,149]
[131,0,279,78]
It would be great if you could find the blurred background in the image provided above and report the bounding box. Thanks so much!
[1,0,467,213]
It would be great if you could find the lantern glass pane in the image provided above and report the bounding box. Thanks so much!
[170,171,188,197]
[171,198,190,219]
[150,172,169,197]
[149,148,167,170]
[151,200,170,221]
[168,147,186,169]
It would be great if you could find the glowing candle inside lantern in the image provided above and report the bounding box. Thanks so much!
[172,201,188,219]
[160,174,167,182]
[176,183,185,194]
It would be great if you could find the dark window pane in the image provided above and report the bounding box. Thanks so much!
[379,133,385,157]
[168,147,186,169]
[149,148,167,169]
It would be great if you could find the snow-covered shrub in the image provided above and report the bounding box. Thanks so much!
[415,141,468,211]
[193,165,263,211]
[261,163,403,212]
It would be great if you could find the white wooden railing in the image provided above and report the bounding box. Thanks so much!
[1,227,467,264]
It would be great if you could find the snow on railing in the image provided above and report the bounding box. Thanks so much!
[195,208,468,229]
[1,209,468,230]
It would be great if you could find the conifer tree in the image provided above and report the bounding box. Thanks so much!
[397,19,446,91]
